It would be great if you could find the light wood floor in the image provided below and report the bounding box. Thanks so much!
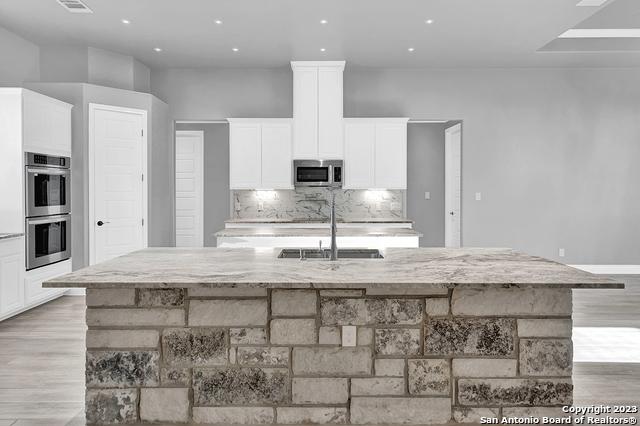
[0,276,638,425]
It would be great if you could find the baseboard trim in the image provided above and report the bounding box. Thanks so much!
[569,264,640,274]
[65,288,86,296]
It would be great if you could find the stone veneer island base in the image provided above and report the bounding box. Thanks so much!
[44,248,623,425]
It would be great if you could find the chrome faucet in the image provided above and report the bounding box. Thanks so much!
[329,190,338,260]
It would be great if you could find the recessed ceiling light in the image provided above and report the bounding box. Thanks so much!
[425,19,434,24]
[232,47,239,52]
[408,47,415,52]
[320,19,328,25]
[214,19,223,25]
[153,47,162,52]
[320,48,326,52]
[121,19,130,24]
[558,28,640,38]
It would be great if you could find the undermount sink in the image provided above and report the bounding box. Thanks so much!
[278,248,384,260]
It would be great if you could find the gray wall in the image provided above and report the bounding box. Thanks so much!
[151,66,640,264]
[407,124,445,247]
[0,24,39,85]
[175,123,230,247]
[39,45,89,83]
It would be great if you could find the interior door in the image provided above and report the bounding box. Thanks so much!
[445,123,462,248]
[92,106,146,264]
[175,131,204,247]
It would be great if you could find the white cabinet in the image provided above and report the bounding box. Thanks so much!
[292,61,345,159]
[0,237,24,319]
[229,119,293,189]
[343,118,409,189]
[22,89,72,156]
[24,260,70,307]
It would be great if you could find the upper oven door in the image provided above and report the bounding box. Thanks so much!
[25,166,71,217]
[26,214,71,270]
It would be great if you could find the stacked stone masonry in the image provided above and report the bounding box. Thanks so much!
[85,287,573,424]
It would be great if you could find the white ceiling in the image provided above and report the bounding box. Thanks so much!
[1,0,639,68]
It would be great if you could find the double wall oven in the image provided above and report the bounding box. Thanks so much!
[24,152,71,270]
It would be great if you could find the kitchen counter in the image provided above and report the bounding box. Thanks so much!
[49,248,622,425]
[0,232,24,240]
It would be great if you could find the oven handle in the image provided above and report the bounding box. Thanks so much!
[27,214,70,225]
[26,167,70,175]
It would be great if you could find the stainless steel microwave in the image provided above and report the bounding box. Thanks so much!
[25,152,71,217]
[293,160,343,188]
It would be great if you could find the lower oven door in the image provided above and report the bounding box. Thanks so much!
[26,214,71,270]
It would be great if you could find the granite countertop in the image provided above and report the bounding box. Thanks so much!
[0,233,24,241]
[44,247,623,290]
[225,218,414,224]
[215,227,422,237]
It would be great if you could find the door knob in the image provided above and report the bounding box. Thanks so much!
[449,211,455,216]
[97,220,110,226]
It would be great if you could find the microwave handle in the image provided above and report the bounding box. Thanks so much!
[27,215,70,225]
[26,167,69,175]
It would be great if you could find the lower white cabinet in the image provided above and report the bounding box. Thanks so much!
[229,119,293,189]
[343,118,409,189]
[24,259,71,307]
[0,237,24,318]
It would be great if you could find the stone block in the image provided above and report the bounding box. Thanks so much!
[138,288,184,307]
[86,329,159,349]
[190,299,267,326]
[86,289,135,307]
[351,377,405,395]
[365,287,449,296]
[320,290,364,297]
[189,287,268,297]
[86,389,137,424]
[140,388,189,422]
[270,318,317,345]
[453,407,499,423]
[452,359,517,377]
[451,288,572,316]
[458,378,573,406]
[86,351,159,387]
[230,328,267,345]
[277,407,348,424]
[319,326,341,345]
[193,367,289,405]
[321,298,423,325]
[425,318,515,356]
[350,397,452,424]
[86,308,184,327]
[520,339,572,376]
[517,319,572,337]
[272,290,317,316]
[193,407,275,424]
[162,328,227,366]
[375,358,405,377]
[357,327,373,346]
[237,347,290,366]
[292,378,349,404]
[375,328,420,355]
[425,298,449,316]
[161,367,191,386]
[408,359,450,396]
[229,347,237,364]
[292,347,372,376]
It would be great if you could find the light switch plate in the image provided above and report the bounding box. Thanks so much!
[424,192,431,200]
[475,192,482,201]
[559,248,565,257]
[342,326,357,347]
[258,201,264,211]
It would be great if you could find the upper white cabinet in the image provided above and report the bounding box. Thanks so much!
[22,89,72,156]
[0,237,24,320]
[343,118,409,189]
[292,61,345,159]
[229,119,293,190]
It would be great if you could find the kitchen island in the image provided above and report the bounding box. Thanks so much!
[45,247,623,425]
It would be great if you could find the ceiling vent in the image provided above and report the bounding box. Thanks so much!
[56,0,93,13]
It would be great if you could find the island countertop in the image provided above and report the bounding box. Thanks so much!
[44,247,623,289]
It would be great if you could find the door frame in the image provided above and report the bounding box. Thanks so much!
[88,103,148,265]
[175,130,204,247]
[444,122,462,248]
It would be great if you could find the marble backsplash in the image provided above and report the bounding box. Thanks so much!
[232,188,404,221]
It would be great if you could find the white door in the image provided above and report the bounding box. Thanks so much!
[445,123,462,248]
[90,105,147,264]
[175,131,204,247]
[374,122,407,189]
[229,122,261,189]
[344,121,375,189]
[261,123,292,189]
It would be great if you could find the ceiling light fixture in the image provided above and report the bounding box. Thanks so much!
[425,19,434,24]
[153,47,162,52]
[232,47,239,52]
[121,19,130,24]
[320,48,326,52]
[320,19,328,24]
[408,47,415,52]
[558,28,640,38]
[215,19,223,25]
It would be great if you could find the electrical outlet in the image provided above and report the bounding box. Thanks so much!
[258,201,264,211]
[424,192,431,200]
[559,248,565,257]
[475,192,482,201]
[342,326,357,347]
